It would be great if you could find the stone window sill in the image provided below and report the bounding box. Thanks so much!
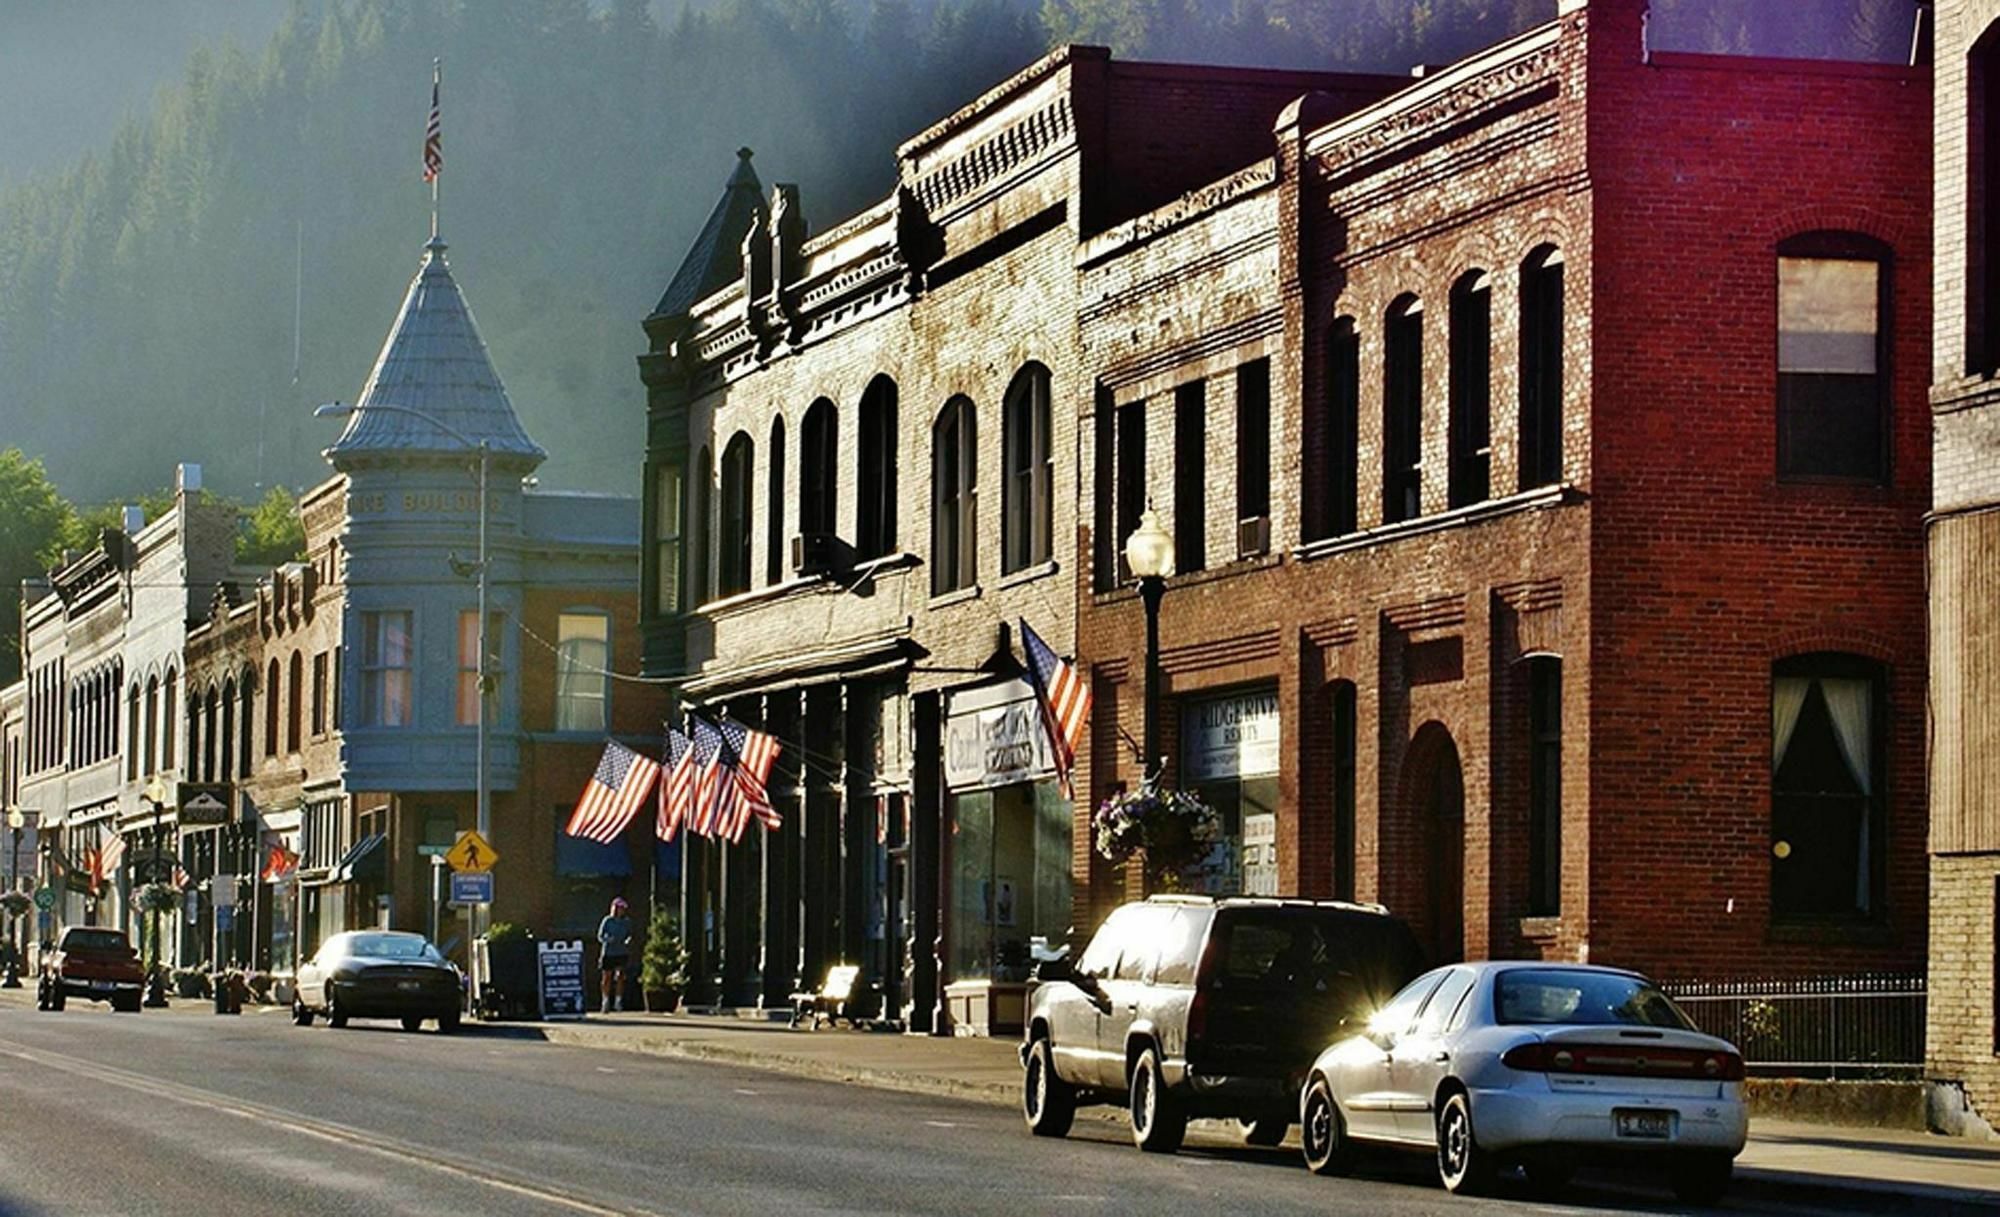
[928,584,982,610]
[997,559,1058,591]
[1517,915,1562,940]
[1294,482,1571,562]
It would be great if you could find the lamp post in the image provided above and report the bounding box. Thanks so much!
[141,776,171,1007]
[1123,509,1177,781]
[316,400,491,935]
[3,807,24,988]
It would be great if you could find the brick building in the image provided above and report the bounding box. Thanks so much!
[1927,0,2000,1135]
[642,0,1932,1030]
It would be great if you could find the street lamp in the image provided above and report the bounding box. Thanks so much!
[315,399,492,930]
[1123,508,1176,780]
[141,776,171,1007]
[3,807,24,989]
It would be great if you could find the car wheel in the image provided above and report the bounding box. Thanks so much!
[291,997,314,1027]
[1300,1077,1352,1176]
[1670,1151,1733,1205]
[1129,1046,1186,1154]
[1524,1149,1575,1196]
[1435,1090,1496,1195]
[1241,1116,1287,1147]
[437,1008,461,1034]
[1022,1038,1076,1138]
[400,1015,424,1032]
[326,987,349,1029]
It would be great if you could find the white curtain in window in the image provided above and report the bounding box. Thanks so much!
[555,615,609,733]
[1771,676,1811,771]
[1819,676,1874,912]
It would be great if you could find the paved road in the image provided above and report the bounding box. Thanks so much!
[0,1001,1910,1216]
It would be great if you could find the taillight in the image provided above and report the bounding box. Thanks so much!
[1702,1052,1746,1081]
[1188,987,1210,1041]
[1502,1041,1739,1080]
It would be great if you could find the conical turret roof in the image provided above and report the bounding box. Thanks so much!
[650,147,765,319]
[326,235,546,464]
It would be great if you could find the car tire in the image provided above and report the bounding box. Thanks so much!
[401,1016,424,1032]
[327,988,349,1029]
[1241,1116,1287,1148]
[1129,1046,1186,1154]
[1300,1077,1352,1176]
[34,977,48,1011]
[1022,1038,1076,1138]
[1435,1090,1496,1196]
[1670,1151,1733,1205]
[437,1008,461,1034]
[291,997,314,1027]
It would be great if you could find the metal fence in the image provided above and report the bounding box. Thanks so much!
[1660,973,1926,1078]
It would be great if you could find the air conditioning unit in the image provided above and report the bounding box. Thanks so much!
[1237,515,1271,559]
[792,532,838,577]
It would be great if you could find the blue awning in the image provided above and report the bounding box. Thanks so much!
[330,834,387,884]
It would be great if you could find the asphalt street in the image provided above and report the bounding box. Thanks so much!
[0,1002,1918,1217]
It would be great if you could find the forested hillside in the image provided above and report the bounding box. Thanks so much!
[0,0,1915,514]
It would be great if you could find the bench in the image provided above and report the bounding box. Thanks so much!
[789,964,860,1030]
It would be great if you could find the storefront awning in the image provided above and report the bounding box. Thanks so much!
[329,834,387,884]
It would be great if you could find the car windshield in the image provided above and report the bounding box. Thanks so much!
[1495,968,1694,1029]
[62,929,129,952]
[346,934,439,961]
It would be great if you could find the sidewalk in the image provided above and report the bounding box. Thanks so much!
[531,1010,2000,1211]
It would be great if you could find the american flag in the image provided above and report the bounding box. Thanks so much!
[1021,619,1091,798]
[85,831,126,895]
[717,718,782,840]
[564,741,662,844]
[261,844,299,882]
[687,718,727,838]
[422,60,442,183]
[656,726,694,841]
[170,862,192,890]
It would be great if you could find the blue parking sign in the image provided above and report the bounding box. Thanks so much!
[450,870,493,905]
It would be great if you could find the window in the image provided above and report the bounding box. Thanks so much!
[652,463,683,616]
[800,397,837,538]
[931,396,978,595]
[126,685,140,780]
[1115,399,1147,582]
[1332,681,1357,901]
[144,675,158,776]
[287,651,304,752]
[556,612,610,733]
[1173,380,1207,573]
[1001,364,1052,573]
[1496,968,1692,1029]
[220,678,235,780]
[1384,295,1423,523]
[1372,971,1446,1039]
[1236,359,1271,548]
[858,376,899,560]
[362,611,413,728]
[690,446,711,606]
[1526,657,1562,916]
[203,686,219,780]
[1519,247,1564,489]
[1415,967,1478,1038]
[1325,319,1360,538]
[1449,271,1492,508]
[717,431,754,597]
[765,417,786,585]
[162,669,175,773]
[1778,233,1888,481]
[1093,388,1116,591]
[265,658,280,755]
[311,652,328,736]
[1772,655,1884,919]
[238,676,253,778]
[455,611,503,727]
[1974,25,2000,371]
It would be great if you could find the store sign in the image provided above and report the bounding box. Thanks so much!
[1182,689,1281,782]
[945,680,1053,792]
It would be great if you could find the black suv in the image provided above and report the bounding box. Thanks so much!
[1021,895,1422,1152]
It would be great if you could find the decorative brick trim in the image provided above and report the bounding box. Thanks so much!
[1767,629,1904,666]
[1302,617,1360,650]
[1161,629,1280,675]
[1384,594,1467,634]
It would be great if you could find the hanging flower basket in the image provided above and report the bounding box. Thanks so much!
[1093,779,1219,888]
[137,882,181,915]
[0,891,31,921]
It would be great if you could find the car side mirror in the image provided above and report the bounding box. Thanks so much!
[1033,955,1073,984]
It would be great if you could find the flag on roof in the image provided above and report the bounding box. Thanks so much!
[422,60,443,183]
[1021,619,1090,798]
[657,726,694,841]
[564,741,662,844]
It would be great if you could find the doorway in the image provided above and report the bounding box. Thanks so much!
[1408,723,1465,964]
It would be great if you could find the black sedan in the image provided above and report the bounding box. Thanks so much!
[294,931,463,1033]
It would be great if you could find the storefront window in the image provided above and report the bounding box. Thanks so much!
[1182,688,1282,895]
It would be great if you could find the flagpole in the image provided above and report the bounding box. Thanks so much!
[430,58,441,239]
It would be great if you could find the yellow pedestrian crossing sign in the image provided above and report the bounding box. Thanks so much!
[445,830,499,873]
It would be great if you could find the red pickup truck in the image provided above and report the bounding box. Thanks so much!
[38,926,147,1013]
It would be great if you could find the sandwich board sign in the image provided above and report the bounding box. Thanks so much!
[537,939,587,1020]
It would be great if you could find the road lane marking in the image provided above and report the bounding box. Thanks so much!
[596,1066,618,1073]
[0,1036,668,1217]
[732,1088,759,1096]
[924,1120,958,1129]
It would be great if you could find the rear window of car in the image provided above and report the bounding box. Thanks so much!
[348,934,439,961]
[1204,908,1423,1001]
[62,929,129,953]
[1494,968,1694,1029]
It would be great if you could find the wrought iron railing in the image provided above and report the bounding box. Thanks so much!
[1660,973,1925,1078]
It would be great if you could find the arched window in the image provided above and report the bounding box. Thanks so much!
[1772,654,1885,920]
[162,667,177,774]
[238,672,254,779]
[110,661,122,756]
[1519,246,1564,489]
[766,416,787,585]
[931,396,978,595]
[1002,364,1052,573]
[1325,318,1361,538]
[857,376,899,560]
[127,683,141,780]
[800,398,838,538]
[144,675,159,776]
[652,461,684,616]
[1448,270,1492,509]
[203,686,220,781]
[690,446,712,606]
[265,659,281,756]
[288,651,304,752]
[718,432,755,597]
[1384,294,1424,524]
[1777,231,1889,482]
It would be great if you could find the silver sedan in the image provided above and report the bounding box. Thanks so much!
[1299,961,1747,1204]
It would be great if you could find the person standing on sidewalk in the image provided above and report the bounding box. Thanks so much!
[597,897,632,1012]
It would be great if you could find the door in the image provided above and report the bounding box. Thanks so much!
[1095,906,1168,1092]
[1338,970,1444,1143]
[1053,907,1130,1086]
[1390,966,1479,1140]
[1425,743,1465,965]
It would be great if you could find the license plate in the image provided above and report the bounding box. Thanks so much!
[90,980,114,991]
[1614,1109,1674,1139]
[397,980,422,991]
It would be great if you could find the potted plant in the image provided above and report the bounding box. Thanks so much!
[638,907,687,1014]
[481,921,537,1020]
[0,890,31,922]
[1093,776,1220,891]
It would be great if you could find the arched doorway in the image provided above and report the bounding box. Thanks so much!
[1407,722,1465,964]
